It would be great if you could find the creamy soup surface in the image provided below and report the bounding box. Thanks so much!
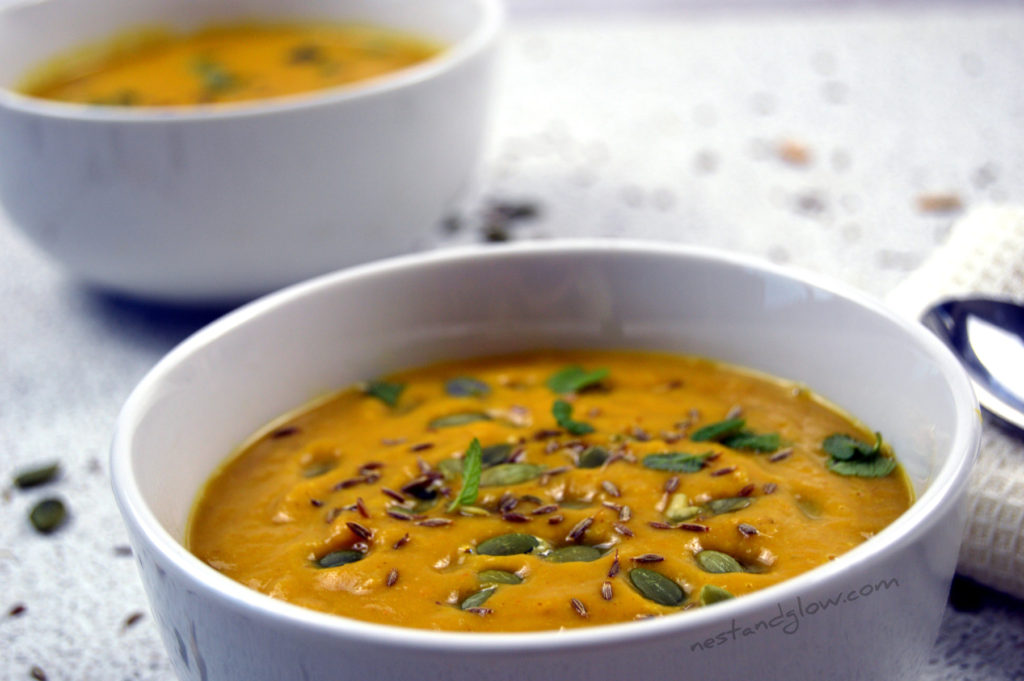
[188,350,912,632]
[19,22,442,107]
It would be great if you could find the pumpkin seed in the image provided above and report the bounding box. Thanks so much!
[316,550,364,568]
[301,461,335,478]
[460,587,497,610]
[706,497,753,515]
[577,446,610,469]
[445,377,491,397]
[437,458,463,481]
[429,412,492,429]
[478,569,523,585]
[13,462,60,489]
[629,568,685,606]
[479,463,544,487]
[29,498,66,534]
[476,533,539,556]
[559,499,592,510]
[794,496,822,519]
[481,443,514,467]
[696,550,744,574]
[546,545,602,563]
[699,584,735,605]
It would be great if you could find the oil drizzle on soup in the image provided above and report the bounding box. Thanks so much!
[19,22,442,107]
[187,350,912,632]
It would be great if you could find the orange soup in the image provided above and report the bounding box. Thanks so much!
[188,351,912,632]
[19,22,442,107]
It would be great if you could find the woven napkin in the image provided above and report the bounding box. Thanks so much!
[886,204,1024,599]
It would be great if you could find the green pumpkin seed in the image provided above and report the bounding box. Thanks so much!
[696,550,744,574]
[429,411,492,429]
[559,499,592,510]
[481,443,514,467]
[13,462,60,489]
[301,461,335,478]
[705,497,753,515]
[29,498,66,534]
[479,463,544,487]
[794,496,822,520]
[629,568,685,606]
[460,587,497,610]
[476,533,539,556]
[445,377,491,397]
[437,458,463,481]
[410,498,438,514]
[577,446,610,469]
[316,550,364,568]
[546,545,603,563]
[478,570,523,585]
[699,584,735,605]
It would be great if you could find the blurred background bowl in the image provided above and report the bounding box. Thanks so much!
[111,241,979,681]
[0,0,502,303]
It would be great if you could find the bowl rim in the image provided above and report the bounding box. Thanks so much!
[0,0,504,123]
[110,239,981,652]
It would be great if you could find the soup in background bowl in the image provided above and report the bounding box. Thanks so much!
[0,0,502,302]
[111,241,979,681]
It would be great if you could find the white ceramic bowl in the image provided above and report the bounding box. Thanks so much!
[0,0,501,302]
[111,241,979,681]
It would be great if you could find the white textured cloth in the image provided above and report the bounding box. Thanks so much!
[887,205,1024,599]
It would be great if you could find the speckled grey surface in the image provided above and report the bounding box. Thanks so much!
[3,2,1024,680]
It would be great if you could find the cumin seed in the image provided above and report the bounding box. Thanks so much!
[382,488,406,502]
[310,499,324,507]
[738,484,756,497]
[548,514,565,525]
[619,505,632,522]
[502,512,530,523]
[416,518,453,527]
[613,523,634,537]
[531,504,558,515]
[602,501,623,512]
[270,426,300,439]
[648,521,673,530]
[334,477,365,490]
[710,466,736,477]
[346,521,373,540]
[409,442,434,452]
[571,598,589,618]
[601,581,614,600]
[738,523,759,537]
[8,603,26,617]
[122,612,144,630]
[465,607,492,616]
[678,522,710,533]
[567,516,594,542]
[534,429,561,440]
[608,550,621,578]
[498,493,518,513]
[355,497,370,518]
[393,533,411,549]
[763,482,779,494]
[386,509,412,521]
[632,553,664,563]
[601,481,621,498]
[325,508,342,523]
[769,448,793,463]
[113,545,133,557]
[386,568,399,587]
[30,666,47,681]
[664,476,680,493]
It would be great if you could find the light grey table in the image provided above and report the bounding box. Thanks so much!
[3,2,1024,679]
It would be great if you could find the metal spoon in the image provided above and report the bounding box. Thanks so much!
[922,296,1024,432]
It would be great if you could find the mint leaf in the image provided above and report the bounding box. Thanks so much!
[448,438,483,512]
[642,452,712,473]
[722,432,781,452]
[546,366,609,394]
[823,432,894,477]
[364,380,404,407]
[552,399,595,435]
[827,456,897,478]
[823,433,881,461]
[691,418,746,442]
